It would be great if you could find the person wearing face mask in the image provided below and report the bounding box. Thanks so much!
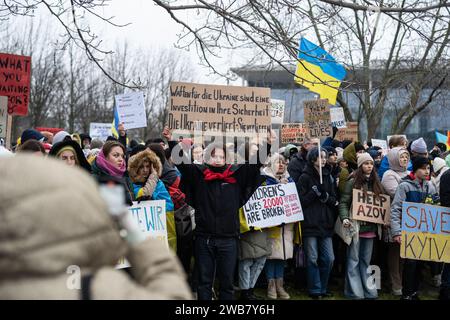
[298,147,338,299]
[49,139,91,173]
[163,126,273,301]
[91,141,134,205]
[391,157,439,300]
[381,147,410,296]
[127,149,177,252]
[339,153,384,300]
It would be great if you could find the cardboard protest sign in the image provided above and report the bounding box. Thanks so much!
[271,99,285,124]
[243,182,304,229]
[336,122,358,141]
[116,200,168,269]
[0,96,7,140]
[89,123,112,141]
[168,82,271,136]
[372,139,388,155]
[303,99,332,138]
[352,189,390,225]
[281,123,307,145]
[400,202,450,263]
[330,107,346,129]
[0,53,31,115]
[115,91,147,130]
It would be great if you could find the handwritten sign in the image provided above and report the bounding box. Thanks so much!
[116,200,168,269]
[168,82,271,136]
[400,202,450,263]
[271,99,285,124]
[281,123,307,145]
[336,122,358,142]
[243,182,304,228]
[89,122,112,141]
[115,91,147,130]
[0,53,31,115]
[330,107,346,129]
[352,189,390,225]
[371,139,388,154]
[0,96,7,139]
[303,99,332,138]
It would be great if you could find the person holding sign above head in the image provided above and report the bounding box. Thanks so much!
[297,147,338,299]
[391,156,439,300]
[127,149,177,253]
[338,152,384,300]
[381,147,410,296]
[163,126,273,301]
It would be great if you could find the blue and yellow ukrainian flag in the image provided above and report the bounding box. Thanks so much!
[294,38,346,105]
[435,130,450,150]
[111,106,120,138]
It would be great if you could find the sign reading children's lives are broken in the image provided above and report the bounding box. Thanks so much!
[167,82,271,136]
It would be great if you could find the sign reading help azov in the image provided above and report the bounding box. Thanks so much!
[168,82,271,136]
[281,123,307,145]
[401,202,450,263]
[243,182,304,229]
[0,53,31,116]
[303,99,332,138]
[352,189,390,225]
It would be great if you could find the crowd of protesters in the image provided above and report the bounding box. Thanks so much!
[0,124,449,301]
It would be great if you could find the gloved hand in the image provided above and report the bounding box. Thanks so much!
[312,185,322,197]
[342,218,351,227]
[332,126,339,138]
[117,210,147,245]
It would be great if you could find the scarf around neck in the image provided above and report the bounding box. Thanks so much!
[96,149,126,178]
[203,164,237,183]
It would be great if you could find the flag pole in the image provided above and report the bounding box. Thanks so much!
[319,137,323,184]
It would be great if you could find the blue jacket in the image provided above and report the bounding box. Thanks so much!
[132,180,174,212]
[378,155,412,180]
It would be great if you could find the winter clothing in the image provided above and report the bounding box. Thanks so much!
[127,149,177,252]
[283,144,298,160]
[381,147,410,199]
[357,152,373,168]
[287,150,308,184]
[391,175,438,238]
[433,157,447,174]
[21,129,45,144]
[0,155,191,300]
[411,138,427,154]
[298,163,338,238]
[49,139,91,173]
[95,149,126,178]
[53,131,71,145]
[338,142,358,193]
[432,161,449,193]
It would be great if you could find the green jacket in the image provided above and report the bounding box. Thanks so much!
[338,178,378,234]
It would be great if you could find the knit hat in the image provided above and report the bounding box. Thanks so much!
[412,156,430,172]
[357,152,374,168]
[55,146,79,164]
[53,131,71,145]
[354,142,365,153]
[411,138,427,154]
[21,129,45,144]
[433,157,447,174]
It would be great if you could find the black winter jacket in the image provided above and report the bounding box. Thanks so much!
[440,169,450,207]
[288,151,307,184]
[298,163,339,237]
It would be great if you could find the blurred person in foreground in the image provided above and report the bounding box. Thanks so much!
[0,155,192,300]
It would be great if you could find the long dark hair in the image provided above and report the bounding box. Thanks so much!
[352,163,384,196]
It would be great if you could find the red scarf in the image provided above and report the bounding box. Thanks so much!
[203,165,237,183]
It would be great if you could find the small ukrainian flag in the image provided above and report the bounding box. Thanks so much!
[111,106,120,138]
[295,38,346,105]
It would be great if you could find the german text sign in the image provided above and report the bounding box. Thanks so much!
[116,200,168,268]
[115,91,147,130]
[352,189,390,225]
[303,99,332,138]
[243,182,304,228]
[89,122,112,141]
[400,202,450,263]
[336,122,358,142]
[168,82,271,136]
[281,123,306,144]
[0,53,31,115]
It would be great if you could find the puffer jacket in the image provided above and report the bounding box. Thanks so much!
[381,147,409,242]
[391,173,438,238]
[128,149,177,252]
[0,155,191,300]
[288,150,308,184]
